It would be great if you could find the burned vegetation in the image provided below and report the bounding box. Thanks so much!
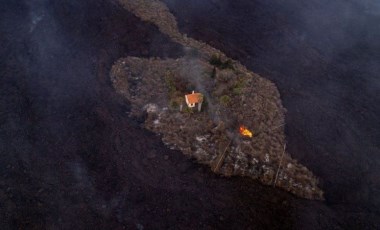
[111,55,323,200]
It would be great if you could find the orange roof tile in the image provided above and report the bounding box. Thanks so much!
[185,93,202,104]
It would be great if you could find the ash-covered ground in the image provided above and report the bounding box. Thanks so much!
[0,0,379,229]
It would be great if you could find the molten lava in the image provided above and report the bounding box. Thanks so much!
[239,125,253,138]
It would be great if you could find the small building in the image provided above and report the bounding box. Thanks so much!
[185,91,203,112]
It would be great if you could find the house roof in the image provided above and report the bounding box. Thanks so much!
[185,92,202,104]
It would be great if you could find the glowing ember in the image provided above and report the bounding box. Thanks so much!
[239,125,253,138]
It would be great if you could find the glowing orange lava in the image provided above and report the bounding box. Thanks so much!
[239,125,253,138]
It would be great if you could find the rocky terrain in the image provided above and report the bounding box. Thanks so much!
[1,0,379,229]
[111,55,323,199]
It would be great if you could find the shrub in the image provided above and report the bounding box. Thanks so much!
[183,106,193,114]
[164,71,176,96]
[232,78,245,95]
[169,99,178,109]
[232,87,242,95]
[209,54,223,67]
[221,59,234,70]
[209,54,234,70]
[219,95,231,105]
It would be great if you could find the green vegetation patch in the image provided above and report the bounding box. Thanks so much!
[219,95,232,106]
[232,77,246,95]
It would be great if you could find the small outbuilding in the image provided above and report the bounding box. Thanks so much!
[185,91,203,112]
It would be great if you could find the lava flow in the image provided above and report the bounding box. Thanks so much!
[239,125,253,138]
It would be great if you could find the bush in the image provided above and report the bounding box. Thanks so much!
[219,95,231,105]
[221,59,234,70]
[183,106,194,114]
[209,54,234,70]
[169,99,178,109]
[232,78,246,95]
[164,71,176,96]
[232,87,242,95]
[209,54,223,67]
